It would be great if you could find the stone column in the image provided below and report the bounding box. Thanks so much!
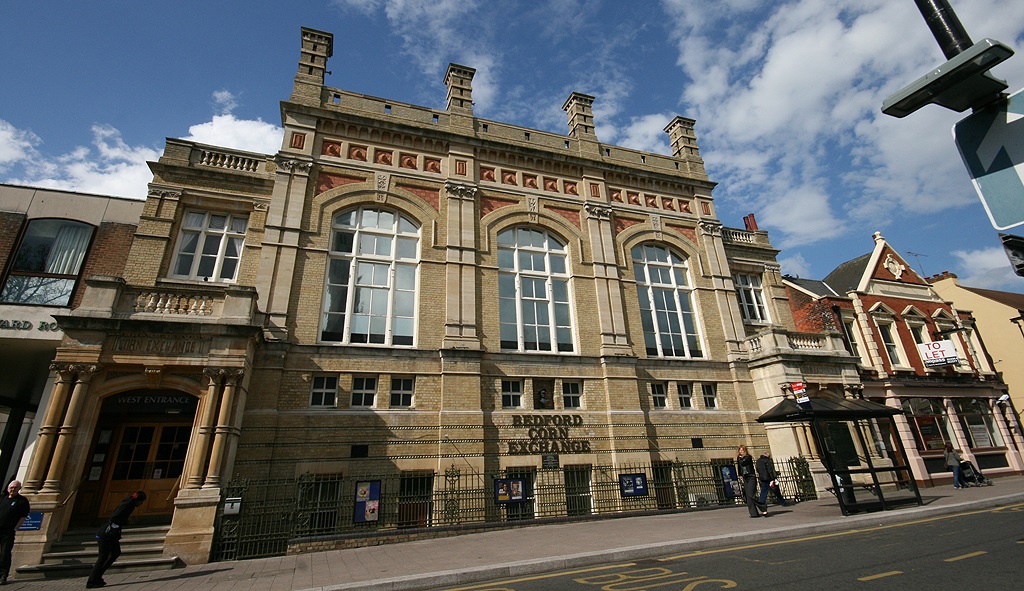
[584,202,632,356]
[40,365,96,494]
[184,369,224,489]
[203,370,242,489]
[23,366,75,492]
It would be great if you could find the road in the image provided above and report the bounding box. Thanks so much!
[423,502,1024,591]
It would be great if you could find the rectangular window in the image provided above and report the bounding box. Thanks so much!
[651,383,667,408]
[310,375,338,407]
[390,377,415,408]
[351,376,377,407]
[878,322,902,366]
[702,383,718,409]
[502,380,523,409]
[734,273,769,323]
[677,383,693,409]
[1,219,94,306]
[841,319,861,360]
[171,210,248,282]
[562,381,582,409]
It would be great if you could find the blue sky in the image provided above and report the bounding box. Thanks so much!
[4,0,1024,290]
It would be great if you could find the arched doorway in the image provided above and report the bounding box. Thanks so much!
[71,390,198,526]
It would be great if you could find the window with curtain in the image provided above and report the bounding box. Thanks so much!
[901,397,952,451]
[632,243,703,358]
[171,210,248,282]
[1,219,94,306]
[321,207,419,346]
[497,227,574,353]
[953,398,1003,448]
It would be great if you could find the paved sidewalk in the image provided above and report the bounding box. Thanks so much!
[6,477,1023,591]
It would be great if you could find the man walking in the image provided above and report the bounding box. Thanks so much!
[0,480,31,585]
[87,490,146,588]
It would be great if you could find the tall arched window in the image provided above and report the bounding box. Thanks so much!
[497,227,574,352]
[632,243,703,358]
[321,207,419,346]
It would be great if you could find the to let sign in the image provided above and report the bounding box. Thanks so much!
[917,340,960,368]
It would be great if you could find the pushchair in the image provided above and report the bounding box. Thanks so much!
[959,460,993,486]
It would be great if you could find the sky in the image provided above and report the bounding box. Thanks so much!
[4,1,1024,291]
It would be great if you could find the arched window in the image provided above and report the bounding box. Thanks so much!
[631,243,703,358]
[1,219,94,306]
[497,227,574,352]
[321,207,419,346]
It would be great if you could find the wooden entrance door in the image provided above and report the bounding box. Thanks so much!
[100,422,191,519]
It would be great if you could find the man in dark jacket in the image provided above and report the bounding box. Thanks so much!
[0,480,30,585]
[756,451,788,506]
[87,490,146,589]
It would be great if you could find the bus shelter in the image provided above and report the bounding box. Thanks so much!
[757,396,923,516]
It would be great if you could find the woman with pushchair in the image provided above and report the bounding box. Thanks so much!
[944,442,964,490]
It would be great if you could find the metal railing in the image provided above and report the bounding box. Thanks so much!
[210,457,816,561]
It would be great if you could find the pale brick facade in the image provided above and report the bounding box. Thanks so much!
[17,28,860,565]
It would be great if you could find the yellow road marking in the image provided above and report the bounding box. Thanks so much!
[857,571,902,581]
[439,563,635,591]
[659,502,1024,561]
[944,551,987,562]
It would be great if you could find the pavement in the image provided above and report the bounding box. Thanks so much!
[5,477,1023,591]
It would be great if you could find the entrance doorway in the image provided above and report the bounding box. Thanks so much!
[71,390,198,527]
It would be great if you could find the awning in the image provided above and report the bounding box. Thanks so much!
[756,397,902,423]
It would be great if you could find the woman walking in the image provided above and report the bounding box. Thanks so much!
[737,445,767,517]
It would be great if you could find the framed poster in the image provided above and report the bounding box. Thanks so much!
[494,478,526,504]
[353,480,381,523]
[618,473,649,497]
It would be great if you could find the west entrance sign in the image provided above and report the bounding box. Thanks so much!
[953,88,1024,230]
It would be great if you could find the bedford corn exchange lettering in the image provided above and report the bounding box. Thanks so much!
[111,335,209,356]
[507,414,592,454]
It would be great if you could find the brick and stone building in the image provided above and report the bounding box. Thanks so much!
[15,27,857,565]
[784,232,1024,490]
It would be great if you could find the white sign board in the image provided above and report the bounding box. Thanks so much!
[917,340,960,368]
[953,88,1024,230]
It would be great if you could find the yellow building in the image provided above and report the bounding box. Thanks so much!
[15,28,859,567]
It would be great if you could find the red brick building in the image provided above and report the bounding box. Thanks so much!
[784,231,1024,486]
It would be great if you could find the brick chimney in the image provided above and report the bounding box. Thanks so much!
[563,92,597,141]
[664,116,701,159]
[445,63,476,114]
[292,27,334,101]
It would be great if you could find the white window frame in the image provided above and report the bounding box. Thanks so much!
[171,210,248,283]
[841,316,863,362]
[875,317,907,369]
[701,383,718,409]
[321,207,420,347]
[562,381,582,409]
[497,227,575,353]
[502,379,523,409]
[734,273,769,323]
[677,383,693,409]
[632,243,704,358]
[651,383,668,409]
[310,374,338,408]
[389,376,415,408]
[351,376,378,408]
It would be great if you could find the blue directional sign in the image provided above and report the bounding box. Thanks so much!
[954,88,1024,230]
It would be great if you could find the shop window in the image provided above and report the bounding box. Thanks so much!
[901,397,952,451]
[321,207,419,346]
[1,219,94,306]
[632,243,703,358]
[310,375,338,407]
[734,273,769,323]
[954,398,1003,448]
[171,210,247,282]
[497,227,575,353]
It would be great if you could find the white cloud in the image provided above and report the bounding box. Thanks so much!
[951,246,1024,290]
[183,114,283,154]
[212,90,240,115]
[0,119,40,170]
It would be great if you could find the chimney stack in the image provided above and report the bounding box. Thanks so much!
[563,92,597,141]
[664,116,701,159]
[445,64,476,114]
[292,27,334,101]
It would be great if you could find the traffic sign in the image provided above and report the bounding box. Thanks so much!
[953,88,1024,230]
